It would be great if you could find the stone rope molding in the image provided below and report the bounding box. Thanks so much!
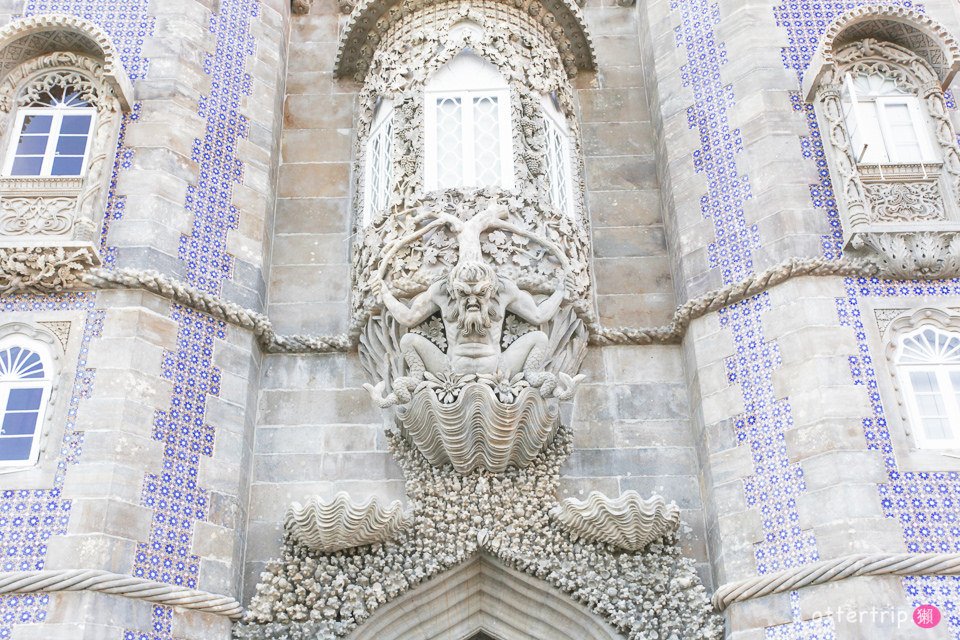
[69,258,881,353]
[0,568,243,618]
[712,552,960,611]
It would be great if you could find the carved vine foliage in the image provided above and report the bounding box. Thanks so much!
[816,38,960,278]
[235,429,723,640]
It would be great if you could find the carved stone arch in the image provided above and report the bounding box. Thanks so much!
[351,554,623,640]
[0,14,133,109]
[881,307,960,444]
[803,5,960,100]
[334,0,596,81]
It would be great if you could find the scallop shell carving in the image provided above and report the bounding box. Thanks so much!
[395,382,559,473]
[550,491,680,552]
[285,493,409,553]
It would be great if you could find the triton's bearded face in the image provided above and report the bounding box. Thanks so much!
[446,262,501,336]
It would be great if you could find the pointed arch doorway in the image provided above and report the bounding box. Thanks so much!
[350,553,623,640]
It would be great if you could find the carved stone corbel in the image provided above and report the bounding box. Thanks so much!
[848,230,960,279]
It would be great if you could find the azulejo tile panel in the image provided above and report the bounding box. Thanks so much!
[776,1,960,637]
[125,1,257,639]
[0,292,100,640]
[837,279,960,638]
[672,0,821,597]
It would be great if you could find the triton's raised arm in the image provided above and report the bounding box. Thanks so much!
[377,279,442,327]
[502,275,568,326]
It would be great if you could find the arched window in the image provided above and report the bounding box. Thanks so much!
[895,326,960,449]
[541,93,573,217]
[423,52,513,191]
[363,98,394,226]
[0,337,52,465]
[841,70,937,165]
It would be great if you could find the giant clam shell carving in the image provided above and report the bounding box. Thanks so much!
[285,492,409,553]
[551,491,681,552]
[396,382,559,473]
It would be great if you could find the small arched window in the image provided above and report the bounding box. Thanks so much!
[0,337,52,465]
[841,70,937,165]
[363,98,394,225]
[541,93,573,217]
[896,326,960,449]
[424,52,513,191]
[3,81,96,177]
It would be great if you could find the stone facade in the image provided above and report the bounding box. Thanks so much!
[0,0,952,638]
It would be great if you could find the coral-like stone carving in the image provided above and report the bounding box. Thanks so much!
[0,244,99,293]
[285,493,409,554]
[396,380,559,473]
[291,0,313,14]
[551,491,681,552]
[236,428,722,640]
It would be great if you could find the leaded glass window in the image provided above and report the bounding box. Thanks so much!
[541,93,573,217]
[0,340,52,465]
[424,53,513,191]
[896,326,960,448]
[363,99,394,225]
[4,84,96,177]
[842,71,937,165]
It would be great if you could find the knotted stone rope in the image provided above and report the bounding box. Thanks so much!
[713,552,960,610]
[76,258,878,353]
[0,568,243,618]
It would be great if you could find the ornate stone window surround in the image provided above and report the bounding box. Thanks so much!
[802,7,960,278]
[0,52,125,251]
[0,322,66,478]
[351,7,588,225]
[810,41,960,238]
[349,6,594,327]
[867,304,960,472]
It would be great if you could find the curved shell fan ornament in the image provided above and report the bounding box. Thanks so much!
[396,382,559,473]
[285,493,410,553]
[551,491,680,552]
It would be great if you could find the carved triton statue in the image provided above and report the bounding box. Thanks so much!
[364,203,583,407]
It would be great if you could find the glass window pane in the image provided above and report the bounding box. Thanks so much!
[59,115,92,135]
[6,388,41,411]
[472,95,502,187]
[56,135,89,156]
[0,437,34,461]
[435,97,463,189]
[2,411,37,436]
[922,417,952,441]
[910,370,939,394]
[50,156,84,176]
[14,135,48,155]
[882,103,923,162]
[19,115,52,135]
[10,157,43,176]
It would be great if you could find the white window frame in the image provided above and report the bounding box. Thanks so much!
[3,105,96,178]
[362,99,394,226]
[541,94,574,218]
[0,336,53,467]
[896,326,960,450]
[423,55,514,192]
[842,73,938,165]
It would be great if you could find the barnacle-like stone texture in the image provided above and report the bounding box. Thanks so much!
[234,428,722,640]
[551,491,680,552]
[285,493,410,554]
[396,382,559,473]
